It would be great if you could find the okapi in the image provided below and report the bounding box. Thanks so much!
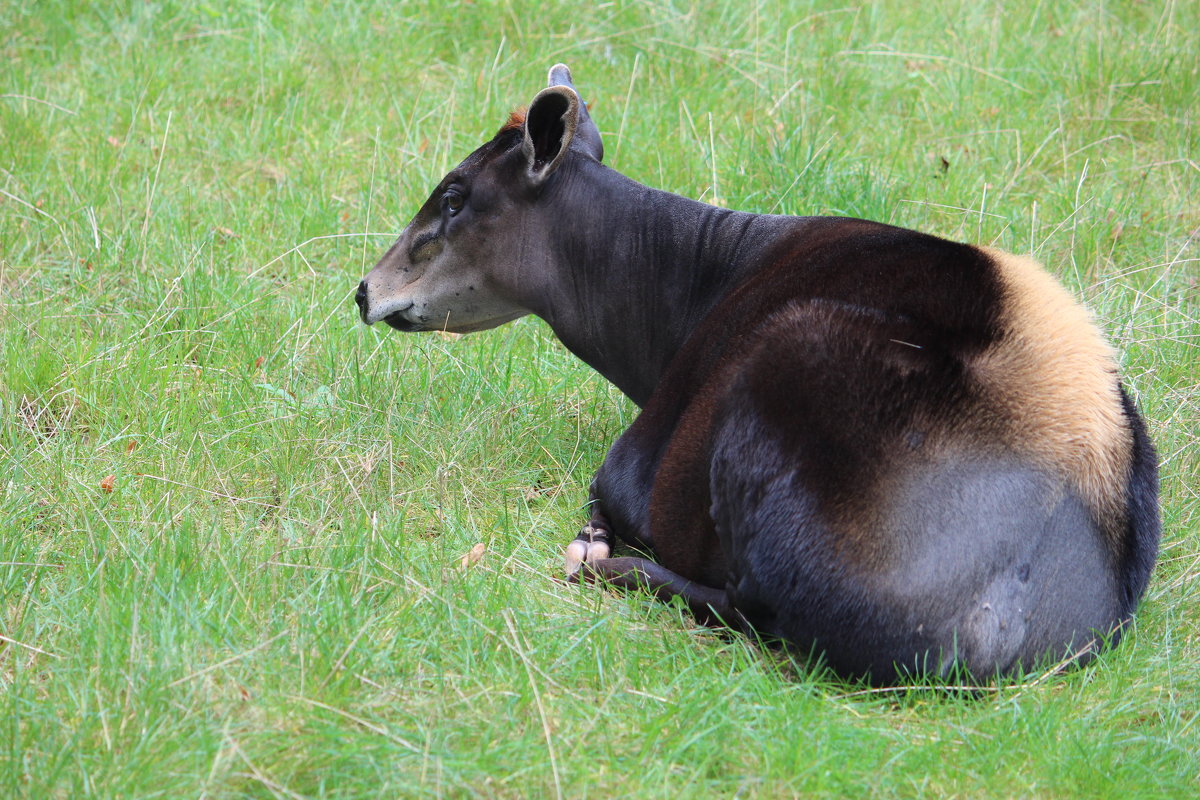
[356,64,1160,685]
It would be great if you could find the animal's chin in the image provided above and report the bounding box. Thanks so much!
[382,310,526,335]
[383,312,427,332]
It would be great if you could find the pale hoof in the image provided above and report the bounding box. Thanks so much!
[564,523,612,577]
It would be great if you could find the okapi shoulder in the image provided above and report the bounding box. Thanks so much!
[971,247,1131,541]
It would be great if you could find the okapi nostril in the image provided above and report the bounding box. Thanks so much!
[354,280,368,310]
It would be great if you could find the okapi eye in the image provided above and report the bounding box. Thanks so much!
[443,191,465,215]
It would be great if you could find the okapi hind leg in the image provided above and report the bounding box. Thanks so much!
[580,556,743,631]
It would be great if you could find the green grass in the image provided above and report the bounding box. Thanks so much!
[2,0,1197,797]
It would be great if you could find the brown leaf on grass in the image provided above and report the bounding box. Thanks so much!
[100,474,116,493]
[126,440,138,454]
[458,543,486,569]
[214,226,238,238]
[525,482,560,501]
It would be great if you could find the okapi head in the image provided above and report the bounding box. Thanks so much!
[356,64,604,334]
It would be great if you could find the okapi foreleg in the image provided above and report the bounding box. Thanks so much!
[581,556,740,630]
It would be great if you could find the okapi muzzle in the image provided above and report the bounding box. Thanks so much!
[356,64,1160,686]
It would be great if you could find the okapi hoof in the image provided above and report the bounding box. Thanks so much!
[564,522,613,578]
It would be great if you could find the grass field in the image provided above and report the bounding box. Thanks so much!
[2,0,1198,797]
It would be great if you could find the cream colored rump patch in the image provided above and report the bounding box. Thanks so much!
[972,247,1131,542]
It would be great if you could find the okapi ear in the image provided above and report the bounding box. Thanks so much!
[546,64,603,162]
[522,85,579,184]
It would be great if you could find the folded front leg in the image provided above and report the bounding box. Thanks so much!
[581,556,741,630]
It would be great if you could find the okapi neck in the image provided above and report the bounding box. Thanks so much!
[532,159,797,407]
